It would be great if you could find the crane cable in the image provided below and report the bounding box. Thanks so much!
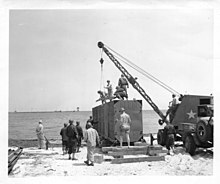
[115,53,180,95]
[105,44,181,95]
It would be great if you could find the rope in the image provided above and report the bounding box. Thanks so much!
[105,44,180,95]
[100,63,105,91]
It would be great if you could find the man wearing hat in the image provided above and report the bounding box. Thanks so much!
[36,120,45,149]
[66,120,78,160]
[60,122,69,155]
[118,107,131,147]
[84,122,100,166]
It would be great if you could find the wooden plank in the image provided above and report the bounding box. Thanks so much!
[134,142,149,146]
[148,145,163,151]
[156,153,168,157]
[111,156,165,164]
[107,150,147,156]
[148,149,168,156]
[102,146,149,153]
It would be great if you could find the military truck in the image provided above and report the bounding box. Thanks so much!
[157,95,213,155]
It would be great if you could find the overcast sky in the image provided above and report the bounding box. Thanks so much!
[9,9,213,112]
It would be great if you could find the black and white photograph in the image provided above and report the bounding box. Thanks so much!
[0,0,219,183]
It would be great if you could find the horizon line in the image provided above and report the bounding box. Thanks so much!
[9,109,167,113]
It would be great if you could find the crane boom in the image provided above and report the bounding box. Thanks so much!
[98,41,167,122]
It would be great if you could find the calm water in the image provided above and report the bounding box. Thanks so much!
[9,110,165,140]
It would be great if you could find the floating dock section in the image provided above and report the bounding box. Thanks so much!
[92,100,143,143]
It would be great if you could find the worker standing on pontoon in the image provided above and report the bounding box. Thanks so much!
[105,80,113,101]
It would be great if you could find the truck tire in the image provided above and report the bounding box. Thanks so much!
[196,120,212,143]
[157,129,166,146]
[184,135,196,155]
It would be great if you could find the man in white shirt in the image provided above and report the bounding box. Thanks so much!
[105,80,113,101]
[84,122,100,166]
[36,120,45,149]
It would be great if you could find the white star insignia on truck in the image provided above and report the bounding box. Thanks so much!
[187,110,196,119]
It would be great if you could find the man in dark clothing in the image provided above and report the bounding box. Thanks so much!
[166,94,179,122]
[60,123,68,155]
[66,120,78,160]
[86,116,94,129]
[164,122,176,155]
[114,86,128,100]
[76,121,83,152]
[96,90,107,104]
[118,74,129,98]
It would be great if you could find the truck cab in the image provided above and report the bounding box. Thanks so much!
[157,95,213,155]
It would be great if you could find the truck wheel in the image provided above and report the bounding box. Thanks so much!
[196,120,212,143]
[184,135,196,155]
[157,129,165,146]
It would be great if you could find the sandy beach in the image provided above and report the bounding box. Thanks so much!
[9,143,213,177]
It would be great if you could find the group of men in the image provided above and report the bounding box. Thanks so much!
[60,120,83,160]
[96,74,129,104]
[59,117,100,166]
[35,117,100,166]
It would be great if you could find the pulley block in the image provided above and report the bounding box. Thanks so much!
[100,58,104,65]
